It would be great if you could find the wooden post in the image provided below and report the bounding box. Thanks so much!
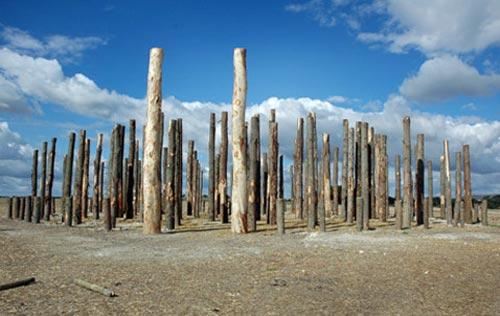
[14,196,20,219]
[322,134,332,218]
[278,155,284,201]
[126,119,136,219]
[402,116,412,229]
[73,130,86,225]
[312,114,318,218]
[293,118,304,219]
[219,111,229,224]
[64,132,75,226]
[165,120,176,231]
[306,114,316,229]
[341,119,349,220]
[415,134,424,226]
[28,149,38,222]
[355,122,362,220]
[261,152,268,219]
[92,134,103,220]
[192,154,199,218]
[208,112,216,221]
[427,160,433,220]
[7,197,13,219]
[356,197,363,232]
[248,115,260,232]
[395,154,402,230]
[20,197,25,220]
[37,141,47,221]
[44,138,56,220]
[481,200,488,226]
[277,198,285,234]
[347,127,355,224]
[361,123,369,230]
[99,161,105,220]
[269,122,278,226]
[443,140,452,225]
[175,118,183,225]
[368,127,375,219]
[82,138,90,219]
[454,151,462,227]
[440,155,445,219]
[103,198,111,231]
[187,140,194,216]
[117,125,125,218]
[462,145,472,224]
[143,47,164,234]
[332,146,339,216]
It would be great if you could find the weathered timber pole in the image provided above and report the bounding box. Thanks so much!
[143,47,164,234]
[28,149,38,222]
[278,155,284,202]
[64,132,76,226]
[415,134,425,226]
[44,138,56,220]
[361,122,369,230]
[341,119,349,220]
[454,151,462,227]
[165,120,176,231]
[306,114,316,229]
[110,126,120,229]
[402,116,413,229]
[462,145,472,224]
[117,125,125,218]
[219,111,229,223]
[347,127,355,224]
[14,196,20,219]
[443,140,452,225]
[395,154,402,230]
[322,134,332,218]
[294,118,304,219]
[261,152,268,219]
[440,155,445,219]
[268,122,279,226]
[126,119,136,219]
[7,197,13,219]
[356,197,363,232]
[92,134,103,220]
[37,141,47,221]
[187,140,194,216]
[74,130,86,225]
[100,161,105,219]
[82,138,90,219]
[368,127,375,219]
[355,122,362,220]
[311,113,318,217]
[230,48,248,233]
[175,118,183,225]
[332,146,339,216]
[208,112,216,221]
[248,115,260,232]
[481,200,488,226]
[427,160,433,220]
[277,198,285,234]
[103,197,111,231]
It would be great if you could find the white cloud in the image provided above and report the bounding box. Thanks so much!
[1,26,106,63]
[399,55,500,102]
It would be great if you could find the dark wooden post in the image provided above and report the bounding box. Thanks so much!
[269,122,278,226]
[92,134,103,220]
[277,198,285,234]
[395,154,402,230]
[293,118,304,219]
[356,197,363,231]
[38,141,47,221]
[219,111,229,224]
[165,120,176,231]
[402,116,412,229]
[462,145,472,224]
[368,127,375,219]
[248,115,260,231]
[109,126,119,228]
[28,149,38,222]
[347,127,354,224]
[306,114,316,229]
[125,119,136,219]
[261,152,268,219]
[44,138,56,220]
[278,155,284,201]
[440,155,445,219]
[322,134,332,217]
[312,113,318,217]
[82,138,90,219]
[7,197,13,219]
[21,197,26,220]
[341,119,349,220]
[64,132,76,226]
[355,122,362,220]
[427,160,433,220]
[73,130,86,225]
[103,198,111,231]
[361,122,369,230]
[187,140,194,216]
[14,196,20,219]
[208,113,216,221]
[117,125,125,218]
[481,200,488,226]
[332,146,339,216]
[415,134,425,226]
[454,151,462,227]
[175,118,183,225]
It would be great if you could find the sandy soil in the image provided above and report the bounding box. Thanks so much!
[0,199,499,315]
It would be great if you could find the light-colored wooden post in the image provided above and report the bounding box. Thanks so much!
[361,123,369,230]
[341,119,349,220]
[306,114,316,229]
[347,127,355,224]
[443,140,452,226]
[427,160,433,220]
[440,155,445,219]
[165,120,176,231]
[92,134,103,220]
[402,116,413,229]
[219,112,229,223]
[462,145,472,224]
[294,118,304,219]
[322,134,332,217]
[395,154,402,230]
[454,151,462,227]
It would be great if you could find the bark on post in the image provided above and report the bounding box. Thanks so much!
[347,128,355,224]
[368,127,375,219]
[402,116,413,229]
[332,146,339,216]
[165,120,176,231]
[248,115,260,232]
[219,111,229,224]
[306,114,316,229]
[356,197,363,232]
[82,138,90,219]
[99,161,105,219]
[462,145,472,224]
[38,141,47,221]
[44,138,56,220]
[74,130,86,225]
[175,118,183,225]
[208,112,216,221]
[427,160,433,220]
[126,119,136,219]
[454,151,462,227]
[361,122,369,230]
[187,140,194,216]
[341,119,349,220]
[395,154,402,230]
[261,152,268,219]
[268,122,278,226]
[29,149,38,222]
[440,155,445,219]
[109,126,120,228]
[415,134,425,226]
[443,140,452,225]
[293,118,304,219]
[64,132,76,226]
[92,134,103,220]
[322,134,332,218]
[481,200,488,226]
[143,47,164,234]
[117,125,125,218]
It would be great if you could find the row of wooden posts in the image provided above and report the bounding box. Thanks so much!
[4,47,489,234]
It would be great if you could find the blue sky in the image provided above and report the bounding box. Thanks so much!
[1,0,500,196]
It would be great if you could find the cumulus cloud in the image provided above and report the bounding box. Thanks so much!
[400,55,500,102]
[0,26,106,63]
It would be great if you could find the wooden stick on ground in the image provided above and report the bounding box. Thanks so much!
[0,277,36,291]
[73,279,116,297]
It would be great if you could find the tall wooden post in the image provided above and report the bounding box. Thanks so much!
[219,111,229,224]
[332,146,339,216]
[361,123,369,230]
[395,154,402,229]
[92,134,103,220]
[322,134,332,217]
[44,138,56,220]
[347,127,355,224]
[125,119,136,219]
[208,112,216,221]
[38,141,47,221]
[443,140,452,225]
[293,118,304,219]
[64,133,75,226]
[312,114,318,217]
[341,119,349,220]
[462,145,472,224]
[415,134,424,226]
[82,138,90,219]
[440,155,445,219]
[231,48,248,233]
[402,116,413,229]
[7,197,13,219]
[454,151,462,227]
[268,122,278,226]
[187,140,194,216]
[175,118,183,225]
[427,160,433,221]
[306,114,316,229]
[481,200,488,226]
[143,47,164,234]
[73,130,86,225]
[28,149,38,222]
[278,155,284,201]
[110,126,121,229]
[165,120,176,231]
[248,115,260,231]
[368,127,375,219]
[261,152,268,219]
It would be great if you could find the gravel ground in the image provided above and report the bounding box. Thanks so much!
[0,199,499,315]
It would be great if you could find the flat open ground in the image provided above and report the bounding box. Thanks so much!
[1,199,499,315]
